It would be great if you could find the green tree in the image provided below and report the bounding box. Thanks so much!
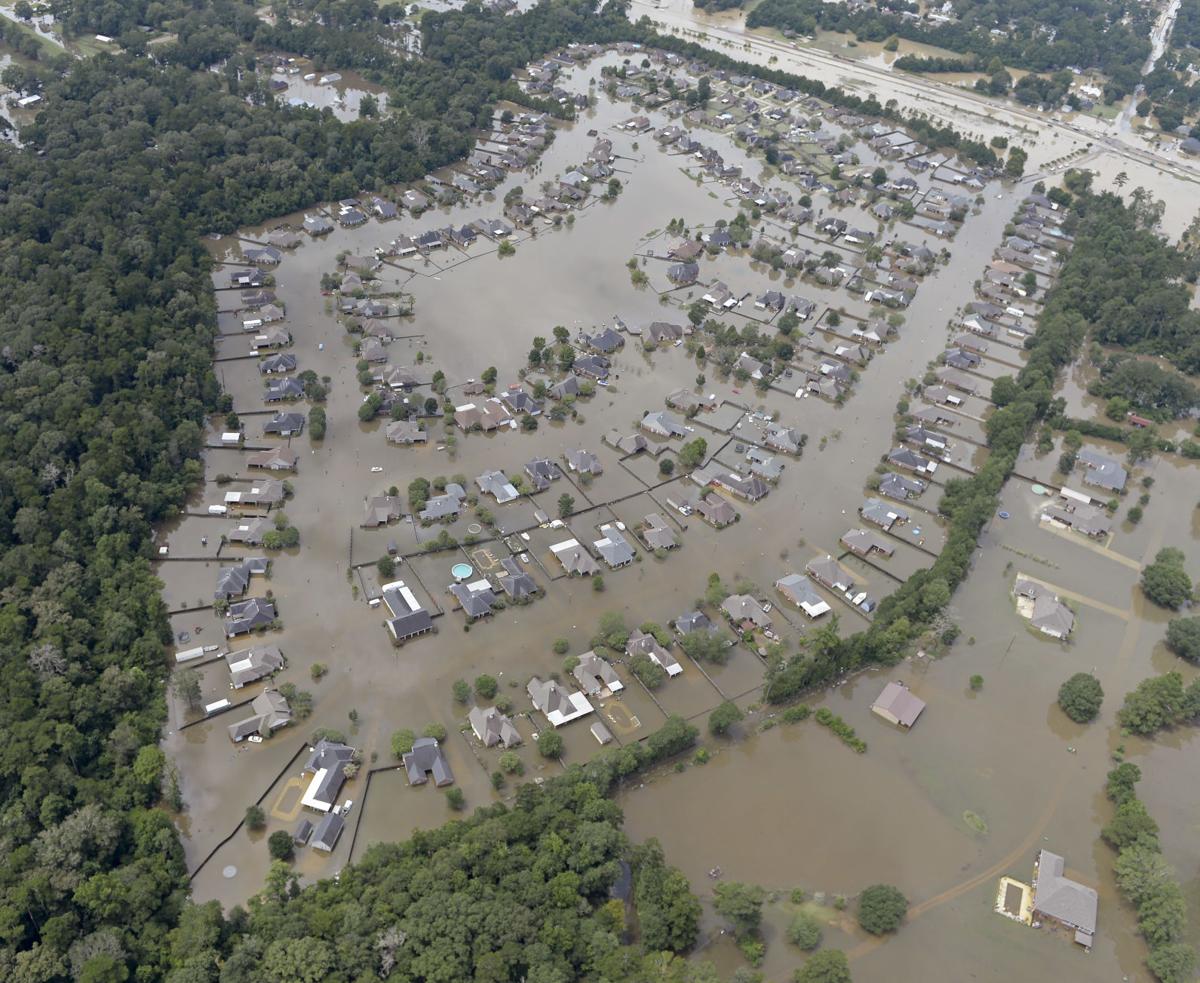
[1057,673,1103,723]
[793,949,851,983]
[244,805,266,831]
[1117,672,1187,735]
[1101,797,1159,849]
[446,787,466,810]
[678,438,708,470]
[1164,617,1200,663]
[452,679,471,704]
[787,911,823,951]
[498,751,523,775]
[474,674,498,699]
[633,841,701,952]
[537,731,563,758]
[713,881,766,938]
[391,729,415,758]
[557,493,575,518]
[267,830,294,861]
[171,669,203,712]
[709,700,744,736]
[1141,549,1192,610]
[857,884,907,934]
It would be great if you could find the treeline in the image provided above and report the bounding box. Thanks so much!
[746,0,1151,98]
[693,0,748,10]
[894,53,979,72]
[1103,764,1196,983]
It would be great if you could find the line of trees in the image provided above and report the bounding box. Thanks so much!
[1103,763,1197,982]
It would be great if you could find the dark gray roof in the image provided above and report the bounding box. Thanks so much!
[403,737,455,786]
[312,812,344,851]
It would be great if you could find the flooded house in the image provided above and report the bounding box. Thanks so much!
[475,470,520,504]
[225,644,285,689]
[626,628,683,677]
[454,399,514,432]
[527,677,594,727]
[1040,491,1112,539]
[301,739,356,812]
[1031,850,1098,947]
[362,495,404,528]
[640,410,687,439]
[469,706,522,748]
[214,557,269,600]
[449,579,499,621]
[223,597,276,637]
[497,557,538,600]
[550,539,603,576]
[697,493,737,529]
[224,481,286,510]
[381,580,434,643]
[246,447,298,472]
[573,651,624,697]
[228,516,272,546]
[403,738,455,787]
[806,555,854,594]
[524,457,562,492]
[841,527,896,558]
[1014,580,1075,639]
[864,499,907,530]
[258,353,297,375]
[385,420,427,446]
[871,681,926,728]
[227,689,292,743]
[311,813,344,853]
[418,484,466,522]
[1075,449,1127,494]
[720,594,772,632]
[564,448,603,476]
[774,573,832,619]
[605,430,649,456]
[888,446,938,477]
[764,423,804,455]
[639,513,678,551]
[594,525,636,568]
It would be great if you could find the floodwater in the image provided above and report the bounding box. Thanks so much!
[163,35,1200,983]
[265,58,390,122]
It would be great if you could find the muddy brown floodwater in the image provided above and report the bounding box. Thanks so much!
[159,37,1200,983]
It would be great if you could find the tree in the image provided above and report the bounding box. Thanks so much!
[681,630,728,665]
[557,493,575,518]
[244,806,266,831]
[1147,942,1197,983]
[713,881,765,938]
[1057,673,1103,723]
[857,884,907,934]
[474,674,498,699]
[969,674,983,692]
[787,911,823,951]
[1117,672,1187,735]
[678,437,708,470]
[445,787,466,810]
[633,841,701,953]
[1164,617,1200,663]
[267,830,294,861]
[709,700,744,736]
[553,637,570,655]
[498,751,523,775]
[171,669,203,712]
[424,723,448,741]
[1101,797,1159,849]
[1141,548,1192,610]
[793,949,851,983]
[537,731,563,758]
[658,458,675,476]
[391,729,415,758]
[452,679,471,704]
[377,556,395,578]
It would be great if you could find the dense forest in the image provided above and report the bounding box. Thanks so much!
[744,0,1152,99]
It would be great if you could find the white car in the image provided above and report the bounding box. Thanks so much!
[370,466,383,473]
[341,799,354,815]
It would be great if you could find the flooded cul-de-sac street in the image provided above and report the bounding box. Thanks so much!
[152,22,1200,983]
